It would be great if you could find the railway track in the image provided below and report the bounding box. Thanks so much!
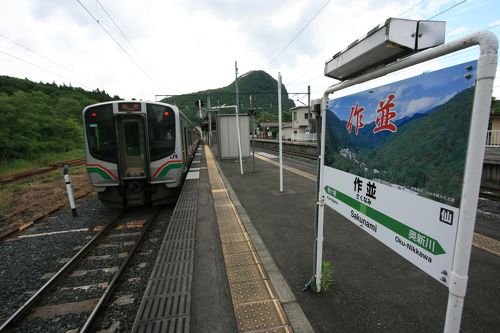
[255,144,318,161]
[480,184,500,201]
[0,158,86,186]
[0,208,161,332]
[0,187,94,241]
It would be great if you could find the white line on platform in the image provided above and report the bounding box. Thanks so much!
[186,171,200,179]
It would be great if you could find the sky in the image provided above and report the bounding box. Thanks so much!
[1,0,499,104]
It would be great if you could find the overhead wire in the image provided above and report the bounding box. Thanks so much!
[488,22,500,30]
[283,0,430,91]
[268,0,330,66]
[0,49,90,89]
[76,0,161,90]
[396,0,426,17]
[426,0,468,20]
[0,32,100,88]
[95,0,166,90]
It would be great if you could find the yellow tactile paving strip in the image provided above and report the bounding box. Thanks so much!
[256,152,500,257]
[205,146,293,333]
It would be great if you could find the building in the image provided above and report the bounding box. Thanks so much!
[258,122,293,140]
[490,112,500,130]
[290,106,316,141]
[488,111,500,147]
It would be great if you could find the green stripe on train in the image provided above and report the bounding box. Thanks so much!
[87,167,114,180]
[157,162,182,177]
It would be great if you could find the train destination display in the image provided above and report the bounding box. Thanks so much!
[322,61,477,285]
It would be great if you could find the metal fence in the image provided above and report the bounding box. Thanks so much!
[291,133,317,142]
[486,130,500,147]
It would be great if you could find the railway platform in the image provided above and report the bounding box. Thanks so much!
[132,144,500,332]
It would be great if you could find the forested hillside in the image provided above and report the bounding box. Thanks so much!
[162,70,295,125]
[0,76,118,161]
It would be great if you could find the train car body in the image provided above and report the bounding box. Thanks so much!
[82,100,200,207]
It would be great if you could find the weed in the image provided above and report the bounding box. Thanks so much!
[310,260,333,293]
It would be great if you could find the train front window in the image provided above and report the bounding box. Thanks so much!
[84,104,117,163]
[147,104,175,161]
[124,122,141,156]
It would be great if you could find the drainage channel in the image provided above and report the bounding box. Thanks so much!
[205,146,292,333]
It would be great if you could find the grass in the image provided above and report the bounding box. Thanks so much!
[0,163,88,216]
[311,260,334,293]
[0,149,85,177]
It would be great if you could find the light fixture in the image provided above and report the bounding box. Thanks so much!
[324,18,446,80]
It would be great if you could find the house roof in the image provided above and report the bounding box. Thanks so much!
[289,105,309,111]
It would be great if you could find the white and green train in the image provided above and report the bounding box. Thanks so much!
[83,100,200,207]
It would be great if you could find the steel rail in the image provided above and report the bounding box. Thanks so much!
[0,189,94,241]
[254,143,318,160]
[0,158,85,185]
[80,208,161,332]
[0,210,126,331]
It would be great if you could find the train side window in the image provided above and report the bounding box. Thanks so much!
[147,104,176,161]
[84,104,117,163]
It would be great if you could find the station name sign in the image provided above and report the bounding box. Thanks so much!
[322,61,477,285]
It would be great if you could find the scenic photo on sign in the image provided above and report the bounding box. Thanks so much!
[325,60,477,208]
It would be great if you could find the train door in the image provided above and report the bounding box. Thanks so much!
[117,116,147,179]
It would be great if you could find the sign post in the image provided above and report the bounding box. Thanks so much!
[314,29,497,332]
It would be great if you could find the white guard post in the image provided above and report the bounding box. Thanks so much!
[278,72,284,192]
[314,31,497,331]
[63,164,77,217]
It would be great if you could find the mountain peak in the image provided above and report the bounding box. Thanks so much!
[163,70,295,123]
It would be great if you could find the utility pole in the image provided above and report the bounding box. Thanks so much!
[207,94,212,146]
[249,95,256,172]
[278,72,283,192]
[235,61,243,175]
[307,85,312,135]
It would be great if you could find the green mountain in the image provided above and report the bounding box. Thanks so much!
[162,70,295,124]
[367,87,474,205]
[0,76,118,161]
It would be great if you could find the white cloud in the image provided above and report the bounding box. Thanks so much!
[448,26,470,37]
[489,19,500,28]
[401,93,455,117]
